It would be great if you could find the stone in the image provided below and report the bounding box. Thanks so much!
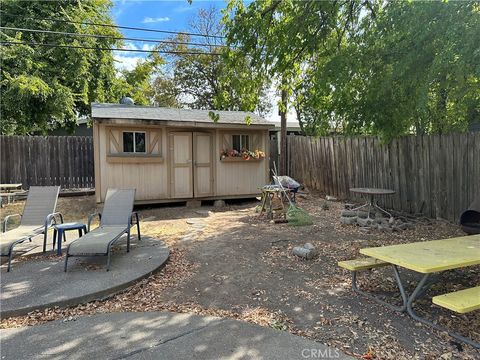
[214,200,226,208]
[356,217,373,227]
[325,195,337,201]
[357,211,369,219]
[341,210,357,217]
[340,216,357,225]
[345,203,355,210]
[397,223,408,231]
[379,225,393,233]
[195,210,210,216]
[293,246,315,260]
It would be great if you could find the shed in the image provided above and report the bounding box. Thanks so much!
[91,103,274,203]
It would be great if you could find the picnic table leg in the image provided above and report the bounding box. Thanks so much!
[406,274,480,349]
[352,265,408,312]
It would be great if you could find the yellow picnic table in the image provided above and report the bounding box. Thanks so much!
[360,234,480,273]
[359,234,480,348]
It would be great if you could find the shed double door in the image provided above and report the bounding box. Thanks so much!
[170,132,213,198]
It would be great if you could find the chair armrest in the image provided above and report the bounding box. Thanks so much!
[3,213,21,232]
[44,212,64,231]
[87,212,102,232]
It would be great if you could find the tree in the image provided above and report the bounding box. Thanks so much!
[223,0,364,171]
[115,54,165,106]
[152,6,271,116]
[225,0,479,141]
[0,0,121,134]
[304,1,480,140]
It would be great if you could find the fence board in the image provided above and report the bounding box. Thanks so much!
[287,133,479,223]
[0,135,94,189]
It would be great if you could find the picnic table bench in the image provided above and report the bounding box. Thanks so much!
[0,184,25,206]
[340,234,480,348]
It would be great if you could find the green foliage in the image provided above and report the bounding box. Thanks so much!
[0,0,121,134]
[115,54,165,106]
[152,6,271,118]
[225,0,480,140]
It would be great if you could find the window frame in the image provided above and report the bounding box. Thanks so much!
[122,131,147,154]
[231,134,250,152]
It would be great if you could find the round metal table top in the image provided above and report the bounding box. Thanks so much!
[349,187,396,195]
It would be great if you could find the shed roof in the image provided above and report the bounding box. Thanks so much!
[91,103,273,127]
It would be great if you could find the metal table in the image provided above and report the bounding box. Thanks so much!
[359,234,480,348]
[349,187,395,218]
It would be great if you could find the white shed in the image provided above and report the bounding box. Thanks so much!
[91,103,274,203]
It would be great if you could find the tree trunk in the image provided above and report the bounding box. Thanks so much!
[279,86,288,175]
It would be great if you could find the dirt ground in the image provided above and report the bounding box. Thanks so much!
[1,194,479,359]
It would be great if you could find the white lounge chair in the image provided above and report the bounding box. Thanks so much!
[1,186,62,271]
[64,189,141,272]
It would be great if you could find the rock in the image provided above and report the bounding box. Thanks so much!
[405,222,415,230]
[345,203,355,210]
[397,223,408,231]
[303,243,316,254]
[195,210,210,216]
[340,216,357,225]
[358,227,371,234]
[325,195,337,201]
[357,211,369,219]
[341,210,357,217]
[293,246,315,260]
[214,200,226,208]
[378,225,393,233]
[357,217,373,227]
[321,201,330,210]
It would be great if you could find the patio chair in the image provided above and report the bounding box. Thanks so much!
[64,188,141,272]
[1,186,62,272]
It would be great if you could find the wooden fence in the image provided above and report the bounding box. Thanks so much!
[287,133,480,223]
[0,136,94,189]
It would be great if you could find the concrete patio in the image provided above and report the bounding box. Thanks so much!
[0,311,353,360]
[0,235,169,318]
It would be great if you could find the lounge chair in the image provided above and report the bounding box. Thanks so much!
[1,186,62,272]
[64,188,141,272]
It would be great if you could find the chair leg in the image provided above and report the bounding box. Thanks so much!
[7,249,13,272]
[136,213,141,241]
[43,231,48,253]
[64,255,69,272]
[126,229,131,253]
[52,229,57,250]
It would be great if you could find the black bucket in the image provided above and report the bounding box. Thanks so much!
[460,197,480,234]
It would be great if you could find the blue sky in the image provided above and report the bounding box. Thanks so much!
[111,0,226,70]
[111,0,293,123]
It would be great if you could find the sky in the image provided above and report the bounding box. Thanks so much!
[111,0,297,124]
[111,0,226,71]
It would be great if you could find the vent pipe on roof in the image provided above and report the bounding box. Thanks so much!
[120,97,134,105]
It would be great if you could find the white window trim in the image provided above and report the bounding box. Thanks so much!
[123,131,146,153]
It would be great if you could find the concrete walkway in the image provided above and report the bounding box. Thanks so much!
[0,311,353,360]
[0,237,169,318]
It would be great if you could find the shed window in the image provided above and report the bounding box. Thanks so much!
[232,134,250,151]
[123,131,146,153]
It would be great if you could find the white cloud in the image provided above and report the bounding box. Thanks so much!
[113,53,143,71]
[142,16,170,23]
[141,43,155,51]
